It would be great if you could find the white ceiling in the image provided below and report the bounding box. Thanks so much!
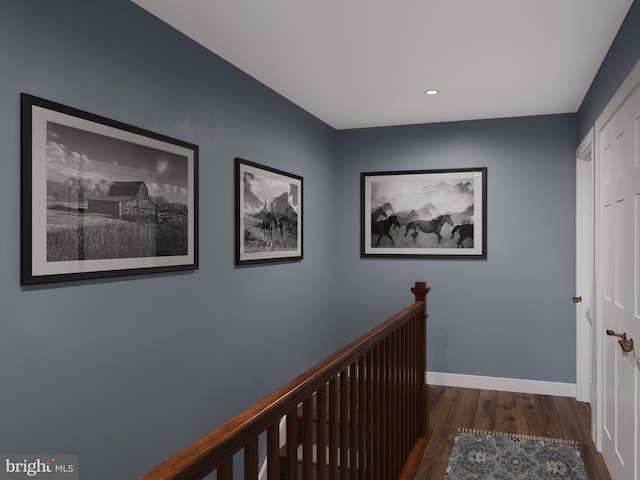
[132,0,633,130]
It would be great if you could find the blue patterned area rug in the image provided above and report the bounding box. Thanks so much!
[444,428,588,479]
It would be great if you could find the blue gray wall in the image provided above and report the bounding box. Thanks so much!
[578,0,640,139]
[2,0,639,478]
[334,115,578,383]
[0,1,337,478]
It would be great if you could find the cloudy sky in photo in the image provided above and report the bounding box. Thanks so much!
[47,122,189,203]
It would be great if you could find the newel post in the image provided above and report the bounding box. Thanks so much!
[411,281,430,310]
[411,281,431,437]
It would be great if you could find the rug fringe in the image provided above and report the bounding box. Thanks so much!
[456,428,580,446]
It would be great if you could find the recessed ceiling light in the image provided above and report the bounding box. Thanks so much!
[425,89,439,95]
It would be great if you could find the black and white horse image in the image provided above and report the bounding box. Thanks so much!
[371,206,388,223]
[404,214,453,244]
[451,224,474,247]
[373,214,401,247]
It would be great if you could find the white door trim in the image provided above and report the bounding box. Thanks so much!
[575,128,594,404]
[595,59,640,134]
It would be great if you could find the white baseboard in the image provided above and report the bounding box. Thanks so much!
[427,371,576,398]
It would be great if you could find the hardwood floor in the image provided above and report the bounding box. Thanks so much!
[413,386,611,479]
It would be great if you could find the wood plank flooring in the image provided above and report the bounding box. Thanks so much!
[413,386,611,479]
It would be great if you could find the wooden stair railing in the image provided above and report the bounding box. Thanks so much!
[138,281,431,480]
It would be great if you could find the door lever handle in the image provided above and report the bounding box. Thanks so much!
[607,330,634,352]
[606,329,627,340]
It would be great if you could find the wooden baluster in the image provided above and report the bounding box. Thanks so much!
[287,407,298,480]
[396,325,407,464]
[388,332,395,476]
[317,384,327,480]
[396,328,403,475]
[366,350,374,480]
[389,330,400,478]
[385,335,393,479]
[328,378,338,480]
[371,343,382,480]
[303,396,313,479]
[398,324,406,461]
[403,321,411,455]
[358,355,366,480]
[400,324,407,464]
[388,335,394,479]
[267,423,280,480]
[409,317,420,446]
[340,369,349,480]
[350,362,358,480]
[400,323,410,458]
[415,316,422,440]
[218,457,233,480]
[380,338,387,480]
[405,320,415,452]
[244,436,259,480]
[415,313,422,439]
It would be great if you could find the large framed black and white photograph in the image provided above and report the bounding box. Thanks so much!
[236,158,302,265]
[21,94,198,285]
[362,167,486,258]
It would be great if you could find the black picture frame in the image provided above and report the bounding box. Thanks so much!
[361,167,487,258]
[236,158,303,265]
[21,93,199,285]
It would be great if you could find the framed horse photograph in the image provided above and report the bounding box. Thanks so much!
[361,167,487,258]
[235,158,303,265]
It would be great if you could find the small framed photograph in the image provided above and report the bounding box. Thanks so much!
[21,93,199,285]
[361,167,486,258]
[236,158,302,265]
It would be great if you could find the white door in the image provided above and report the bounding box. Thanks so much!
[595,60,640,480]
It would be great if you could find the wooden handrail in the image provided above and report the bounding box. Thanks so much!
[139,281,431,480]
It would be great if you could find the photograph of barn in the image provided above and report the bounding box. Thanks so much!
[44,120,191,261]
[87,181,153,218]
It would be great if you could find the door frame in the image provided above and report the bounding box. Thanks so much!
[575,128,595,432]
[576,128,595,403]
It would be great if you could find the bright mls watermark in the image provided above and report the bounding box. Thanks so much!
[0,455,77,479]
